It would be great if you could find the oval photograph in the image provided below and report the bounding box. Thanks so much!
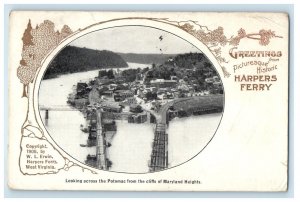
[38,26,224,173]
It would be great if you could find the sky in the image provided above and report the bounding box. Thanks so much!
[70,26,200,54]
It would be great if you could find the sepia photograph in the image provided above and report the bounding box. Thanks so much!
[38,25,224,173]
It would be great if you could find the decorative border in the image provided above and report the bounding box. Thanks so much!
[16,17,282,176]
[157,19,282,78]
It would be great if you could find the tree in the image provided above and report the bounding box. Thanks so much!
[107,69,115,79]
[145,92,157,101]
[142,67,149,74]
[22,20,34,47]
[17,20,73,97]
[122,69,138,82]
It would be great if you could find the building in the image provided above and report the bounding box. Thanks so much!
[170,76,178,81]
[102,90,114,97]
[109,84,118,91]
[149,87,158,92]
[128,112,147,123]
[114,90,134,99]
[77,82,88,91]
[213,81,222,88]
[129,104,143,113]
[102,105,122,113]
[113,94,123,102]
[95,77,113,85]
[206,76,221,84]
[213,76,221,82]
[150,79,177,88]
[212,81,223,94]
[157,88,167,95]
[103,121,117,131]
[76,82,88,97]
[74,98,89,109]
[114,77,126,84]
[100,102,122,113]
[205,77,215,83]
[137,89,145,98]
[125,97,137,105]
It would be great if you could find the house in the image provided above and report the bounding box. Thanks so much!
[173,91,180,98]
[113,94,123,102]
[95,77,113,85]
[213,81,222,88]
[205,77,215,83]
[103,121,117,131]
[129,104,143,113]
[150,87,157,93]
[115,90,134,99]
[170,76,178,81]
[168,58,174,62]
[137,89,145,98]
[126,97,137,105]
[114,77,126,84]
[109,84,118,91]
[100,102,122,113]
[77,82,88,92]
[213,76,220,82]
[102,105,122,113]
[118,97,137,105]
[178,84,189,92]
[76,82,88,97]
[128,112,147,123]
[74,98,89,109]
[157,88,167,95]
[212,81,223,94]
[102,90,114,97]
[166,92,174,99]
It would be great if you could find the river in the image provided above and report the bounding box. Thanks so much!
[167,113,222,168]
[39,62,222,173]
[39,63,151,167]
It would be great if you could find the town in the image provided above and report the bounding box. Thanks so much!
[66,53,224,171]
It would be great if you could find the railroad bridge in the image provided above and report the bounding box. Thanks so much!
[149,123,168,172]
[148,95,223,172]
[85,108,109,170]
[95,109,108,170]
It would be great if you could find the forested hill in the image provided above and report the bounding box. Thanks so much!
[118,53,176,64]
[168,52,210,69]
[144,52,217,83]
[43,46,128,79]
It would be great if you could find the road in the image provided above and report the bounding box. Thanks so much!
[89,86,101,105]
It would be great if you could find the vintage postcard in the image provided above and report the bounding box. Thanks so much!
[8,11,288,191]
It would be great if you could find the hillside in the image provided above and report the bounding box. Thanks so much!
[144,52,219,91]
[118,53,176,64]
[167,52,210,69]
[43,46,128,79]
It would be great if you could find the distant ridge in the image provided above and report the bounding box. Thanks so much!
[118,53,176,64]
[43,45,205,80]
[43,46,128,79]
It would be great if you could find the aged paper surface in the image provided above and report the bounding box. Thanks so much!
[8,11,288,191]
